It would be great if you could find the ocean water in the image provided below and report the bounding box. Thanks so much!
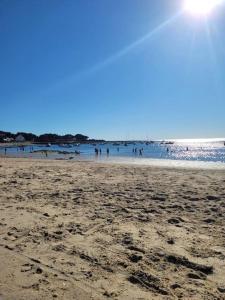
[1,139,225,169]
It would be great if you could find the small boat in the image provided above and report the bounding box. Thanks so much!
[165,141,174,145]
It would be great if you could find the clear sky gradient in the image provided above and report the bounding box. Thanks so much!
[0,0,225,140]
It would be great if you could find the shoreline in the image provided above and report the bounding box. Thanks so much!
[0,158,225,299]
[1,154,225,170]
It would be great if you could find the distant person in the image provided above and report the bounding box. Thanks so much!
[167,147,169,153]
[99,148,102,155]
[186,147,189,151]
[135,148,137,153]
[4,148,7,155]
[95,148,98,155]
[106,148,109,156]
[139,149,142,156]
[45,151,48,157]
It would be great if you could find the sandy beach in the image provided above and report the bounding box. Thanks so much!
[0,157,224,299]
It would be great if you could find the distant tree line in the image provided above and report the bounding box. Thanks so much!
[0,130,93,143]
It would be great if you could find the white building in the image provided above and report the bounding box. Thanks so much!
[15,134,25,142]
[3,137,14,142]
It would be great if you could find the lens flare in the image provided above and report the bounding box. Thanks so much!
[184,0,222,16]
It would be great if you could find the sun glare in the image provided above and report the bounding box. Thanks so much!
[184,0,222,16]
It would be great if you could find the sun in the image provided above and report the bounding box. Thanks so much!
[184,0,222,16]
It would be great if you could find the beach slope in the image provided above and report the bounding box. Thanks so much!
[0,158,224,299]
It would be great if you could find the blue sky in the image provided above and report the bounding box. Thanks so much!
[0,0,225,140]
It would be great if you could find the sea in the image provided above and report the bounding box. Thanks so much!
[1,138,225,169]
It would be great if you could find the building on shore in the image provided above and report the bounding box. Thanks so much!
[15,134,26,143]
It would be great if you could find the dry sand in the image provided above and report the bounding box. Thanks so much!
[0,157,224,299]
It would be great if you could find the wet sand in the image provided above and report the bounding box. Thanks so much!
[0,157,225,299]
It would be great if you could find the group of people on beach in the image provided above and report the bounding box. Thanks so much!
[93,145,189,157]
[4,145,35,155]
[133,148,143,155]
[94,147,144,156]
[94,148,109,156]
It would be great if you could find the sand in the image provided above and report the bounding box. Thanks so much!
[0,157,224,299]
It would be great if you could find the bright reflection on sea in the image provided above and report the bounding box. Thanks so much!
[98,157,225,170]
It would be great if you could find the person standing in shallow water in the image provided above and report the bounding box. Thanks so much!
[106,148,109,156]
[4,148,7,155]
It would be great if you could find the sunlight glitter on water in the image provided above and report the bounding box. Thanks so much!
[98,156,225,170]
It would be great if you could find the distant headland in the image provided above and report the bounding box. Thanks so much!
[0,130,104,144]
